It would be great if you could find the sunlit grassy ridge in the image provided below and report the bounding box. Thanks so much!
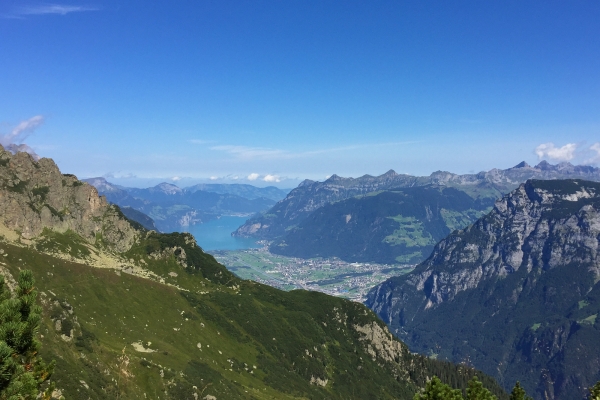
[0,230,507,399]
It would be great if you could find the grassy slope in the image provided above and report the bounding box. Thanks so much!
[270,187,489,264]
[0,231,507,400]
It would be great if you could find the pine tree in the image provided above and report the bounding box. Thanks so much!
[466,376,497,400]
[0,270,54,399]
[414,376,464,400]
[589,381,600,400]
[509,381,533,400]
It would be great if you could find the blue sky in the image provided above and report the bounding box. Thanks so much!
[1,1,599,188]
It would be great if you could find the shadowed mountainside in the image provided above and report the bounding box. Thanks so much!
[366,179,600,400]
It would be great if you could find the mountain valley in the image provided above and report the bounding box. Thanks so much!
[235,162,600,266]
[0,147,509,398]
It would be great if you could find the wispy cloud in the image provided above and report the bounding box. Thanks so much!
[584,143,600,165]
[13,4,99,16]
[210,145,287,159]
[18,4,99,15]
[0,115,45,146]
[210,141,421,161]
[535,142,577,162]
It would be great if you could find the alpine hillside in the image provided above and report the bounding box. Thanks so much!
[0,145,507,399]
[269,186,489,264]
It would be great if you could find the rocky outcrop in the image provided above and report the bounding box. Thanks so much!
[354,321,406,364]
[366,179,600,400]
[0,145,138,252]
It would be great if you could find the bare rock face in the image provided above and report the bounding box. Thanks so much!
[366,179,600,400]
[379,180,600,311]
[0,145,137,252]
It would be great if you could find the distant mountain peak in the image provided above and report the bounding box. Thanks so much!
[154,182,183,194]
[298,179,315,187]
[82,177,122,192]
[513,161,530,168]
[535,160,552,170]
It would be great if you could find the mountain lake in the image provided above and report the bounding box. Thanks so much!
[184,215,260,251]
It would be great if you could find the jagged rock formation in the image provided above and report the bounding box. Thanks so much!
[234,162,600,240]
[366,179,600,400]
[0,145,137,252]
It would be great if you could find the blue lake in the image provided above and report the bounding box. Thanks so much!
[184,216,260,251]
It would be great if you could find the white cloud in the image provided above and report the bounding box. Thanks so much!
[247,173,260,181]
[583,142,600,165]
[1,115,45,146]
[263,174,281,183]
[171,176,181,181]
[535,142,577,162]
[103,172,137,179]
[16,4,99,16]
[209,176,218,180]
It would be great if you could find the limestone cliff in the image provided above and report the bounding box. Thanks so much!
[366,179,600,400]
[0,145,138,252]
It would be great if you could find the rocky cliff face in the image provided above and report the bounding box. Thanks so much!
[234,162,600,240]
[0,145,138,252]
[366,179,600,400]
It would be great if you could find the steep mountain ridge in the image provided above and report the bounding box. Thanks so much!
[366,179,600,400]
[234,162,600,241]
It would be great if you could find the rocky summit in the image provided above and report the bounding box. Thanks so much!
[366,179,600,400]
[0,145,137,252]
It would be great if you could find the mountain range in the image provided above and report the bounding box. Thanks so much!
[366,179,600,400]
[269,185,489,264]
[0,146,509,398]
[83,178,289,232]
[236,161,600,265]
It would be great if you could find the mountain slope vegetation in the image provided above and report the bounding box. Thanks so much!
[269,186,489,264]
[0,146,508,398]
[366,179,600,400]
